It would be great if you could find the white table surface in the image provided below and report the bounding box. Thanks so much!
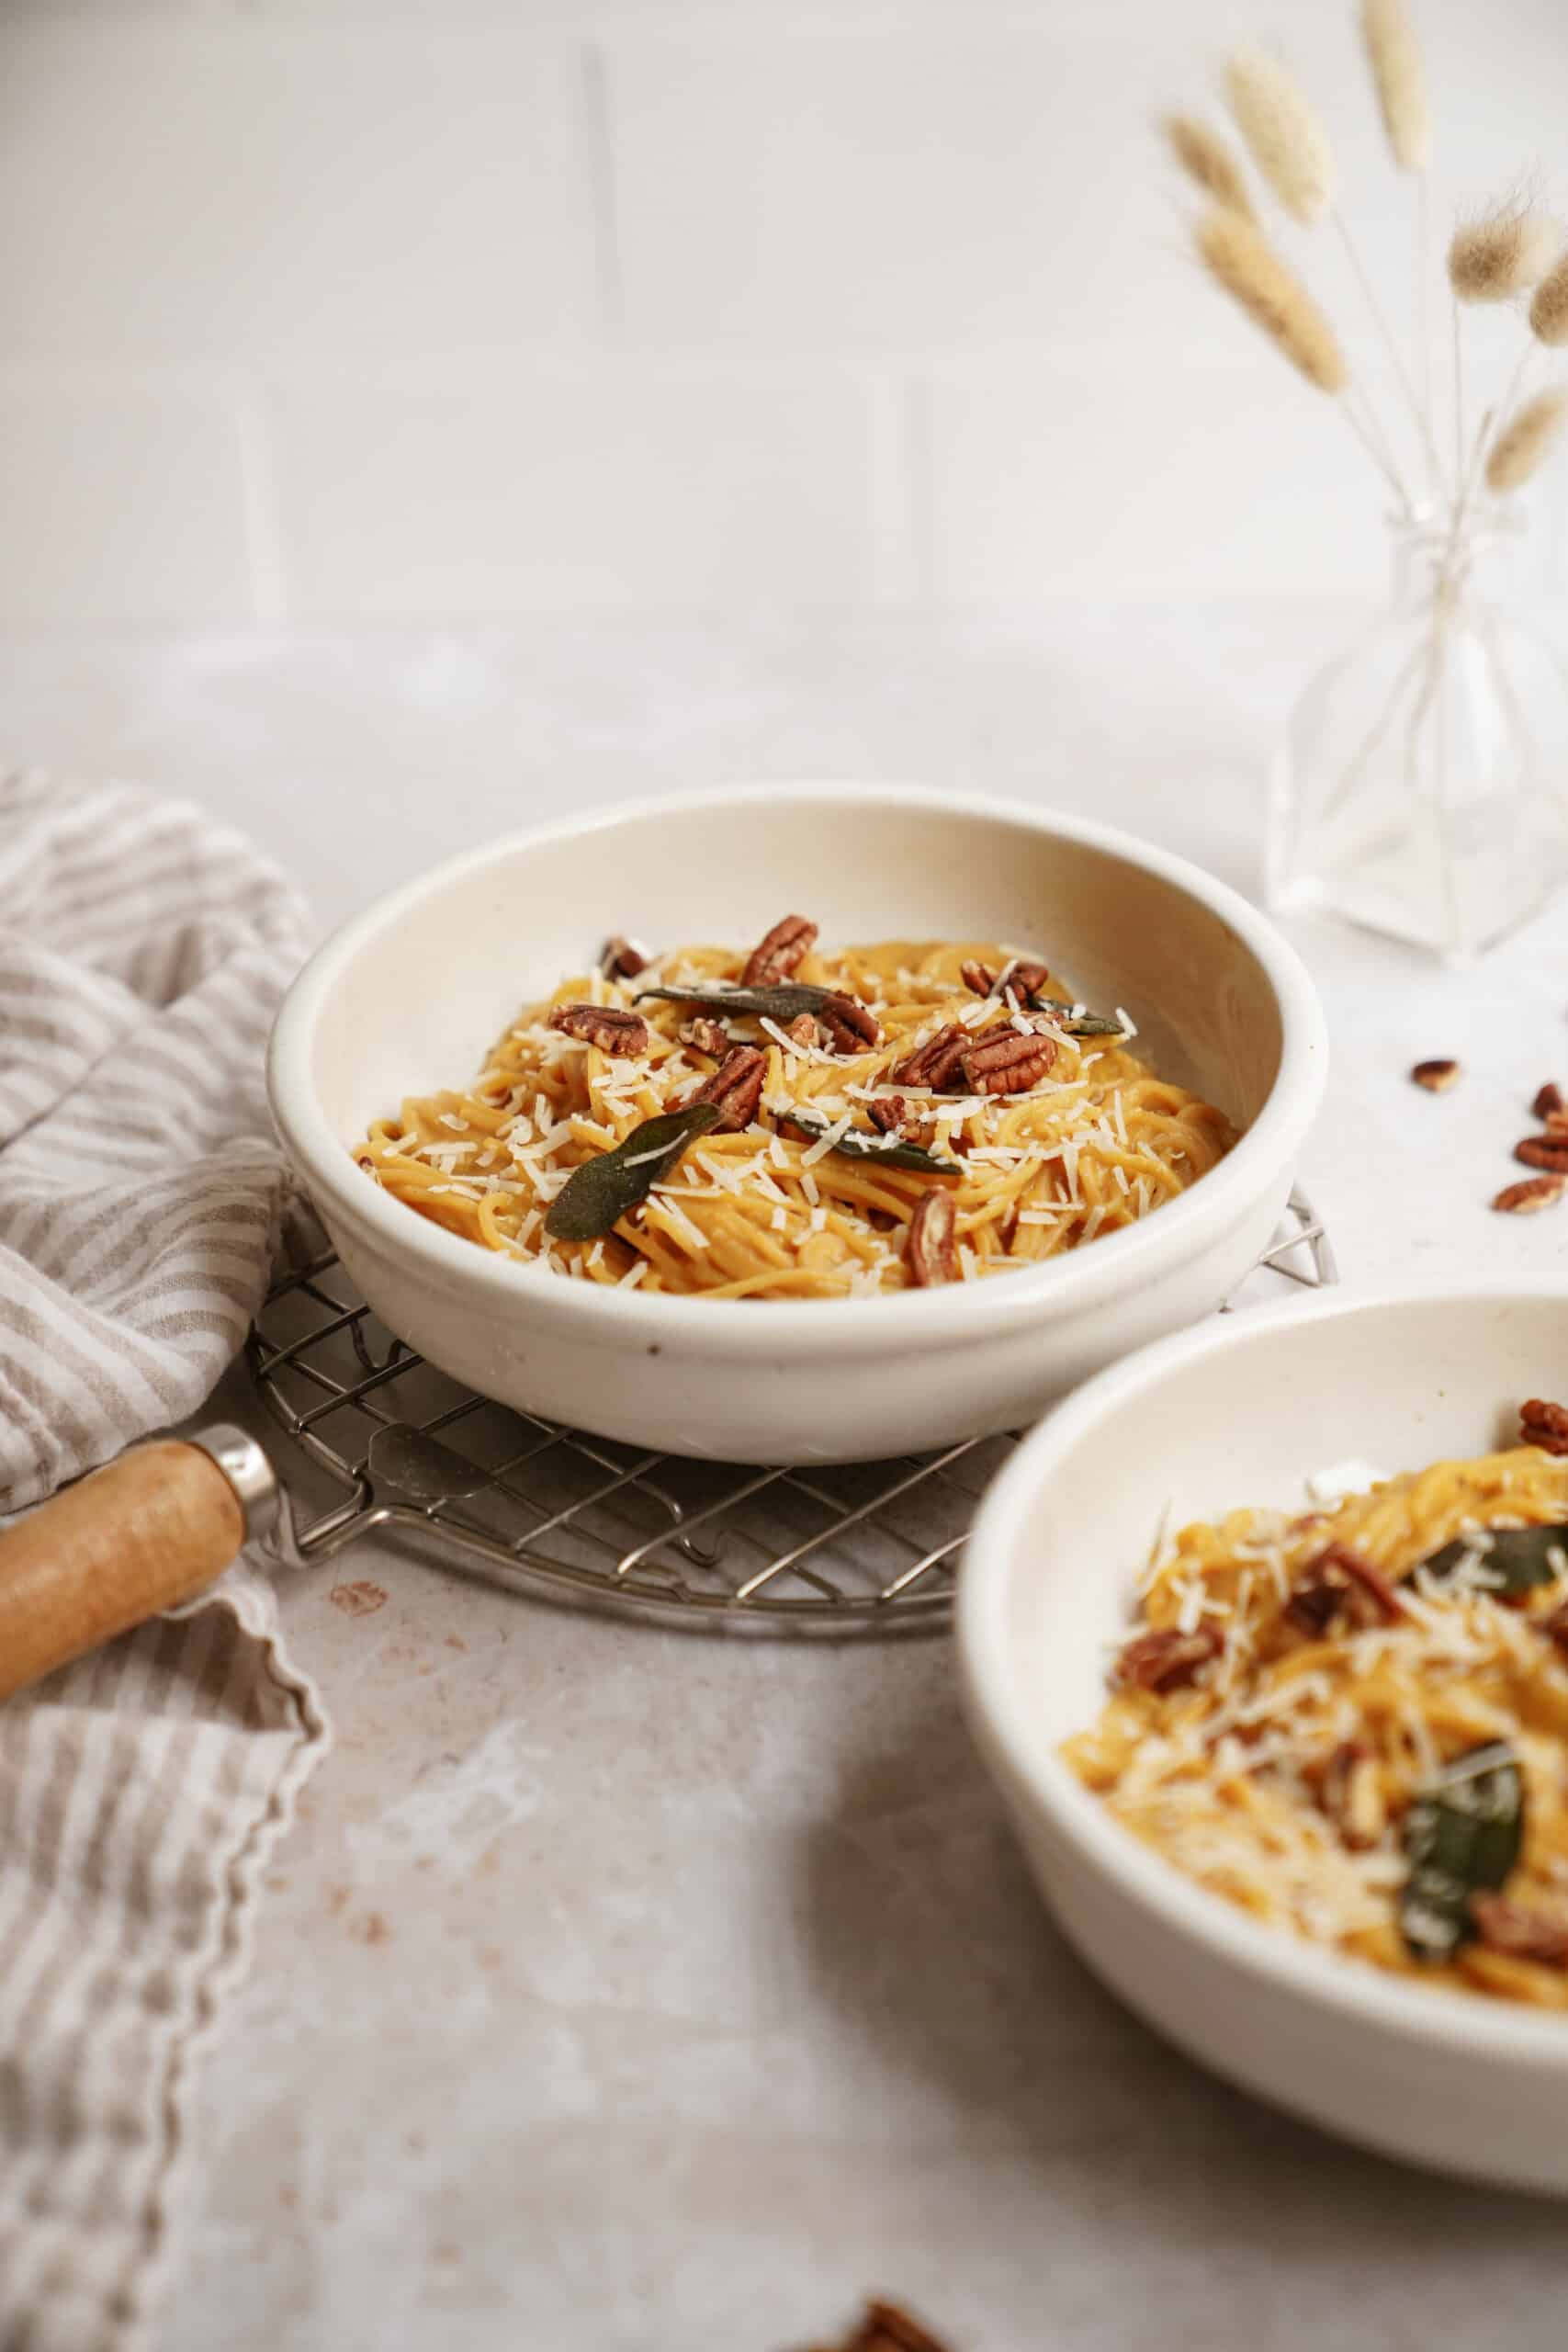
[6,613,1568,2352]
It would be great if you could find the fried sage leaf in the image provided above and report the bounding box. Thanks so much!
[1401,1740,1524,1962]
[637,979,839,1024]
[1417,1522,1568,1599]
[1031,996,1128,1038]
[544,1102,723,1241]
[779,1106,960,1178]
[644,974,1128,1042]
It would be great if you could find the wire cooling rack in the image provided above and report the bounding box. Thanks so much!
[246,1191,1336,1639]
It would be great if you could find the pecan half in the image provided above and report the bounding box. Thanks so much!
[818,990,882,1052]
[678,1015,731,1058]
[1494,1174,1567,1214]
[1313,1739,1386,1850]
[959,956,1051,1003]
[1469,1893,1568,1968]
[741,913,817,986]
[1283,1543,1406,1637]
[905,1189,957,1286]
[1516,1136,1568,1173]
[1534,1082,1566,1121]
[1115,1622,1224,1693]
[962,1027,1056,1094]
[893,1023,970,1091]
[840,2301,953,2352]
[687,1045,765,1133]
[548,1003,650,1055]
[869,1094,914,1136]
[1410,1057,1461,1092]
[599,933,648,979]
[1520,1397,1568,1456]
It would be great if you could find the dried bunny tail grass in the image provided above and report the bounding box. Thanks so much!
[1529,248,1568,345]
[1360,0,1431,173]
[1194,209,1348,393]
[1223,42,1337,226]
[1162,112,1255,221]
[1450,198,1561,302]
[1486,389,1568,492]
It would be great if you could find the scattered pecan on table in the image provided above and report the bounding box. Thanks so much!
[1501,1079,1568,1189]
[687,1045,766,1133]
[1469,1894,1568,1968]
[599,933,648,979]
[961,1025,1056,1095]
[547,1004,651,1054]
[1520,1398,1568,1456]
[1410,1057,1461,1092]
[905,1189,958,1286]
[818,991,882,1052]
[849,2301,954,2352]
[741,913,818,986]
[810,2298,955,2352]
[1283,1542,1406,1638]
[1516,1136,1568,1173]
[892,1023,971,1091]
[1493,1175,1566,1215]
[1311,1738,1386,1850]
[678,1015,731,1058]
[1114,1622,1224,1694]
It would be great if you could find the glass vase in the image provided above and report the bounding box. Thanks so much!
[1267,509,1568,961]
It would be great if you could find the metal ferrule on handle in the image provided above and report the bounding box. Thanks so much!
[187,1425,282,1546]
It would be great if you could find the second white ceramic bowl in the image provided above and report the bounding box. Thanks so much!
[267,783,1326,1463]
[959,1280,1568,2193]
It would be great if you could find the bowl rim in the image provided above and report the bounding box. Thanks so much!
[266,778,1327,1349]
[957,1273,1568,2067]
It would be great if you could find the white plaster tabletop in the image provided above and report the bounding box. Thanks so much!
[4,611,1566,2352]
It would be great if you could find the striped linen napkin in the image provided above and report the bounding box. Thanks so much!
[0,771,330,2352]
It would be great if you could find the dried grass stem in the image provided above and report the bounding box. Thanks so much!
[1333,209,1443,490]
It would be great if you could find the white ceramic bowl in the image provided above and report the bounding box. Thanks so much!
[959,1278,1568,2194]
[267,783,1326,1464]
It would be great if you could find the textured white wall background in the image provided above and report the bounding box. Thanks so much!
[1,0,1565,626]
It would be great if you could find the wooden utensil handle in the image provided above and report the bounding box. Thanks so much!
[0,1431,272,1701]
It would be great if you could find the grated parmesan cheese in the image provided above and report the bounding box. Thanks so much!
[801,1115,852,1167]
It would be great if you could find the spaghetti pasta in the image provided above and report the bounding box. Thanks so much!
[353,931,1235,1300]
[1065,1432,1568,2007]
